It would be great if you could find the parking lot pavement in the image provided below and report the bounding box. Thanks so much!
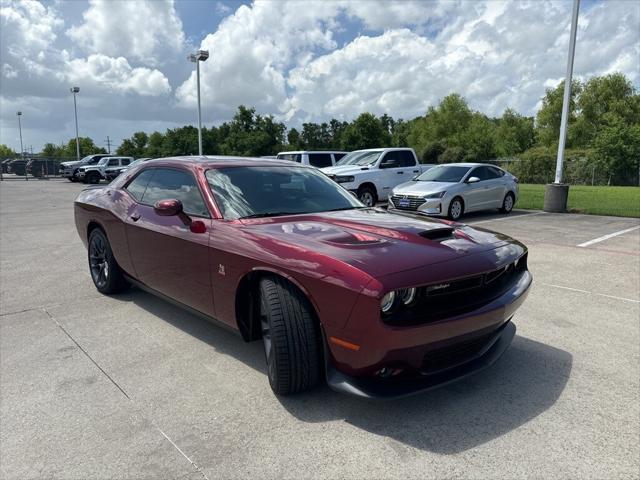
[1,179,639,480]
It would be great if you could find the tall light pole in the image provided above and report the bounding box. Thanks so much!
[70,87,80,160]
[544,0,580,213]
[16,111,24,160]
[188,50,209,156]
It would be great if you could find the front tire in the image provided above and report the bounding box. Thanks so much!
[87,172,100,184]
[357,185,377,207]
[88,228,129,294]
[500,192,515,213]
[259,276,321,395]
[448,196,464,220]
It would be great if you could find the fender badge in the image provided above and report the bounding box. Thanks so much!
[218,264,226,276]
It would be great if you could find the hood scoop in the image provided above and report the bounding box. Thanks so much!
[418,226,455,241]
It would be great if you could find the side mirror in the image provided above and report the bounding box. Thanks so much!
[466,176,480,184]
[154,199,183,216]
[380,159,398,169]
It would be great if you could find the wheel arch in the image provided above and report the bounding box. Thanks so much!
[357,181,377,195]
[87,220,105,240]
[234,268,321,343]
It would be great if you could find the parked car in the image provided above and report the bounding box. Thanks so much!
[389,163,519,220]
[6,158,28,176]
[1,159,14,173]
[74,156,531,398]
[111,157,153,178]
[60,154,114,182]
[276,151,347,168]
[26,158,60,177]
[77,156,133,184]
[321,148,434,206]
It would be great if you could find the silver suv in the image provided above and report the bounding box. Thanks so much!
[77,156,133,184]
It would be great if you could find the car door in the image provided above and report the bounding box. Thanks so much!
[123,167,215,317]
[484,166,508,207]
[378,151,409,200]
[103,158,120,178]
[462,167,492,211]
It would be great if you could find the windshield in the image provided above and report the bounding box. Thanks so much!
[335,150,382,166]
[416,165,471,183]
[206,166,363,220]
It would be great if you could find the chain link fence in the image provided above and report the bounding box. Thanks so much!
[0,156,78,180]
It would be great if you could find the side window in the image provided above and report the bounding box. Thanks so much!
[333,153,346,163]
[108,158,119,166]
[488,166,504,178]
[380,152,399,168]
[89,157,101,165]
[125,169,154,201]
[398,150,416,167]
[141,168,210,217]
[469,167,486,181]
[121,159,131,166]
[308,153,332,168]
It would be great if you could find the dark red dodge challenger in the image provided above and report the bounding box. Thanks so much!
[75,156,531,398]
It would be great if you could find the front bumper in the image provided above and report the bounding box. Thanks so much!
[76,171,87,179]
[388,196,446,215]
[326,320,515,399]
[324,269,531,398]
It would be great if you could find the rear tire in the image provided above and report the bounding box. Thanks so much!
[259,276,321,395]
[88,228,129,294]
[448,196,464,220]
[500,192,515,213]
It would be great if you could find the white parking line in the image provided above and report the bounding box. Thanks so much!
[542,283,640,304]
[469,211,546,225]
[577,226,640,248]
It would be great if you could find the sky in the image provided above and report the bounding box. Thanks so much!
[0,0,638,153]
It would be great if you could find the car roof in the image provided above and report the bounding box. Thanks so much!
[145,155,306,168]
[277,151,347,154]
[433,162,502,168]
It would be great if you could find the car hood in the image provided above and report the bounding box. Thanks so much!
[392,181,452,195]
[240,208,517,278]
[321,164,374,175]
[61,161,82,167]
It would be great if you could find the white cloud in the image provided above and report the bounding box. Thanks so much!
[66,54,171,96]
[66,0,185,66]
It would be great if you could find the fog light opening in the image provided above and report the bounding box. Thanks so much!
[376,367,404,378]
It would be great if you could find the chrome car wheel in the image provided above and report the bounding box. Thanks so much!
[449,198,463,220]
[502,193,514,213]
[360,191,374,207]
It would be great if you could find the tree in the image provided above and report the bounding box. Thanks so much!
[495,109,535,157]
[592,114,640,185]
[61,137,106,158]
[340,113,390,150]
[287,128,301,148]
[0,144,17,158]
[535,80,581,147]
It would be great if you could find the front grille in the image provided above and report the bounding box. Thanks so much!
[390,195,426,211]
[421,329,498,374]
[383,253,528,326]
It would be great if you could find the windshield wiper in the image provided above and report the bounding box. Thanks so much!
[239,211,306,219]
[324,206,367,212]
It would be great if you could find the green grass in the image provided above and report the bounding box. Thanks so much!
[517,184,640,218]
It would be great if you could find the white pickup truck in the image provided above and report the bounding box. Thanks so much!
[321,148,434,206]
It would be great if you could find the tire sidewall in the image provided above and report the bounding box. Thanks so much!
[358,186,376,207]
[502,192,514,213]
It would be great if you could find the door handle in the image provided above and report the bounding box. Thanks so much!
[397,171,404,174]
[130,213,141,222]
[413,170,419,173]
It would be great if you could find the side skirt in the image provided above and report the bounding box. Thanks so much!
[124,274,243,339]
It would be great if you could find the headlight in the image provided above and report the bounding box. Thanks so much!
[424,191,446,199]
[380,291,396,313]
[398,287,417,305]
[334,175,355,183]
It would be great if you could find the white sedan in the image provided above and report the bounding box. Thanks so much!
[389,163,519,220]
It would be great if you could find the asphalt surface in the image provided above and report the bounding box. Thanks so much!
[1,178,639,479]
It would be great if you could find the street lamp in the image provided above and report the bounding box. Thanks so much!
[544,0,580,212]
[188,50,209,156]
[16,112,24,160]
[70,86,80,160]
